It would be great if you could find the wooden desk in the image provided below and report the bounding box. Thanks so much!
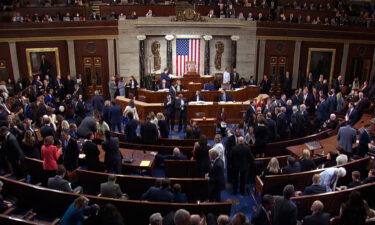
[98,147,156,175]
[137,85,260,103]
[116,96,250,123]
[191,118,216,139]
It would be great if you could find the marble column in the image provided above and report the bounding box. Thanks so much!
[8,42,20,81]
[292,40,301,88]
[203,35,213,75]
[257,40,266,82]
[67,40,76,78]
[115,39,120,75]
[230,35,240,69]
[107,39,116,79]
[340,43,350,83]
[137,35,146,88]
[370,49,375,85]
[165,35,174,74]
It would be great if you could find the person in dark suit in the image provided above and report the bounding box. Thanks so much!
[327,90,337,114]
[302,88,315,114]
[230,136,254,195]
[64,75,75,96]
[323,113,339,130]
[337,121,357,154]
[282,156,301,174]
[172,183,188,203]
[194,135,211,178]
[357,124,371,157]
[276,107,289,140]
[191,121,201,139]
[140,178,174,202]
[333,75,344,94]
[251,194,274,225]
[193,90,204,102]
[300,149,316,172]
[265,112,277,142]
[248,76,256,85]
[74,95,86,125]
[204,81,216,91]
[102,130,122,174]
[316,95,329,127]
[302,200,330,225]
[100,174,124,199]
[124,112,138,143]
[0,126,25,178]
[207,148,225,202]
[163,94,175,131]
[348,171,362,188]
[273,184,297,225]
[245,101,256,127]
[40,117,55,139]
[48,166,82,193]
[175,94,188,132]
[290,106,304,138]
[77,115,98,139]
[260,75,271,94]
[109,101,123,133]
[225,128,241,184]
[82,132,100,171]
[140,116,158,145]
[282,71,292,97]
[218,89,232,102]
[303,174,328,195]
[92,90,104,113]
[363,169,375,184]
[156,113,169,139]
[346,102,359,125]
[160,68,171,88]
[230,68,240,88]
[163,147,187,161]
[355,92,369,121]
[169,82,177,100]
[61,130,79,172]
[174,79,185,92]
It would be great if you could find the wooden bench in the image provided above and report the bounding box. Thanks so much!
[75,168,208,202]
[0,176,231,225]
[111,132,198,146]
[292,182,375,220]
[253,155,289,176]
[24,157,208,202]
[164,160,199,178]
[255,157,370,196]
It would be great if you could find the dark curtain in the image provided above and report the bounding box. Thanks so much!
[204,40,210,75]
[139,39,145,88]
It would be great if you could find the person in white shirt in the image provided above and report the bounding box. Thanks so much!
[222,67,231,89]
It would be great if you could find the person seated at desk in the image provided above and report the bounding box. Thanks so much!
[363,169,375,184]
[172,183,188,203]
[219,89,233,102]
[299,149,316,172]
[159,79,168,90]
[322,113,339,130]
[48,166,82,193]
[163,147,187,160]
[193,90,204,102]
[216,108,227,136]
[204,81,216,91]
[261,157,281,178]
[175,79,185,92]
[100,174,127,199]
[321,151,338,168]
[282,156,301,174]
[140,178,174,202]
[248,76,256,86]
[302,174,329,195]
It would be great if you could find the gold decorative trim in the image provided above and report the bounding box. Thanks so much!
[0,35,118,42]
[0,26,118,31]
[257,36,375,44]
[26,47,61,78]
[175,35,202,39]
[306,48,336,85]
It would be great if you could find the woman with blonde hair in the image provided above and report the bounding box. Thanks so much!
[261,157,280,178]
[60,196,99,225]
[300,149,316,171]
[61,120,69,130]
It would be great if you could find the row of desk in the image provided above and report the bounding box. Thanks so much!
[138,85,260,103]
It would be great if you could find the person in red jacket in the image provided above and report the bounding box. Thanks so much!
[41,135,62,182]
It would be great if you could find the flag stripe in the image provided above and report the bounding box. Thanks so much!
[176,38,201,76]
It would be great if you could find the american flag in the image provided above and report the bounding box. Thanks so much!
[176,38,201,76]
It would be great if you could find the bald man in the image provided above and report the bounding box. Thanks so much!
[302,200,330,225]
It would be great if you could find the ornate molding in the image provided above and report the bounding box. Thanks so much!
[230,35,240,41]
[136,35,146,41]
[203,35,213,41]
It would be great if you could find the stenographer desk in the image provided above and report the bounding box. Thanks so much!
[137,85,260,103]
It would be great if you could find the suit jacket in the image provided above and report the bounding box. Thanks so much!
[245,105,256,125]
[63,138,79,171]
[175,98,188,112]
[82,140,100,171]
[300,159,316,172]
[276,112,289,134]
[158,119,169,138]
[77,116,97,139]
[327,95,337,114]
[337,125,357,153]
[140,122,158,145]
[266,118,277,142]
[92,95,104,112]
[302,212,330,225]
[273,196,297,225]
[102,137,122,167]
[303,184,328,195]
[282,162,301,174]
[346,108,359,125]
[41,125,55,139]
[160,73,171,88]
[173,192,188,203]
[230,144,254,171]
[252,206,271,225]
[209,158,225,191]
[358,130,370,156]
[163,98,175,117]
[141,187,174,202]
[100,181,123,198]
[219,93,232,102]
[110,105,123,125]
[169,86,177,99]
[316,100,329,122]
[48,175,73,192]
[125,119,138,142]
[2,133,25,162]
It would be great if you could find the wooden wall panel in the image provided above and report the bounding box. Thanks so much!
[264,40,295,77]
[0,42,14,81]
[346,44,375,84]
[299,41,343,85]
[74,39,109,96]
[16,41,69,82]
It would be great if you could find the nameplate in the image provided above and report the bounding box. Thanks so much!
[140,160,151,167]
